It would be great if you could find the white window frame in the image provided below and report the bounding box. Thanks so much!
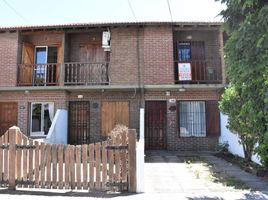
[30,102,54,136]
[34,46,48,85]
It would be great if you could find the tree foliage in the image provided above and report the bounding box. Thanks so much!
[218,0,268,164]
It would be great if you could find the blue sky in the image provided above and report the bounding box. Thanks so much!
[0,0,226,27]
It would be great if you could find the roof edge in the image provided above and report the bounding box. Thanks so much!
[0,21,223,31]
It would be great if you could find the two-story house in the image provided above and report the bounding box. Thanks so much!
[0,22,225,151]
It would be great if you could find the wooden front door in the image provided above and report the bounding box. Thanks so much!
[0,102,18,137]
[145,101,167,150]
[68,101,90,145]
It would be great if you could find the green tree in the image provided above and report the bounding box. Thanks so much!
[218,0,268,164]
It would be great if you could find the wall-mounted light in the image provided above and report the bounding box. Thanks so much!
[166,91,170,96]
[186,35,192,40]
[179,88,186,92]
[19,105,25,110]
[24,90,29,94]
[77,95,84,99]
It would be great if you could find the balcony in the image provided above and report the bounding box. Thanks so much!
[18,63,60,86]
[174,59,222,84]
[64,62,109,85]
[17,62,109,87]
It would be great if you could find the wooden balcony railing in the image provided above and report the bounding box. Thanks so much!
[17,63,60,86]
[175,59,222,84]
[17,62,110,87]
[64,62,109,85]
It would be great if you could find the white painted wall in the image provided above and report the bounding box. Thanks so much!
[136,108,145,193]
[220,113,261,165]
[44,109,68,144]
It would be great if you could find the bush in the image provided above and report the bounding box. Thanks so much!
[217,142,229,153]
[108,124,128,142]
[256,132,268,168]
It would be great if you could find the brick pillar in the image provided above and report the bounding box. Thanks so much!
[90,101,101,142]
[166,99,177,150]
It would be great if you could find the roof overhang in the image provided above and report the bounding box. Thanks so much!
[0,21,223,33]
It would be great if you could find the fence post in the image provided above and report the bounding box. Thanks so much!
[128,129,136,193]
[8,126,19,190]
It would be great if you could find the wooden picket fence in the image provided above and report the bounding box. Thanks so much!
[0,126,136,192]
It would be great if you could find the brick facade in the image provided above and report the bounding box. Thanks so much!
[146,90,219,151]
[143,26,174,84]
[0,23,224,150]
[110,27,140,85]
[0,32,19,87]
[68,91,140,142]
[0,91,68,134]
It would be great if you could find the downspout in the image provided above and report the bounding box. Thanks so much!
[136,26,144,108]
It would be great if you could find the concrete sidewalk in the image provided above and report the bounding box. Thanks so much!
[145,151,268,194]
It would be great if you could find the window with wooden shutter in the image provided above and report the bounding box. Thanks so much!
[178,101,206,137]
[101,101,129,136]
[206,100,220,137]
[21,42,35,85]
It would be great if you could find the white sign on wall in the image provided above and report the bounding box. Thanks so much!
[178,63,192,81]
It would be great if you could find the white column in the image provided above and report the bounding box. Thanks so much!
[136,108,145,192]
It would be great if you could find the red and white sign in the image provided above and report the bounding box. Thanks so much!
[178,63,192,81]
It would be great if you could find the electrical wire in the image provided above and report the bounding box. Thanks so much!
[127,0,137,22]
[2,0,31,23]
[166,0,173,22]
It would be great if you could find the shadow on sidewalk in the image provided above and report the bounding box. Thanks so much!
[0,188,137,198]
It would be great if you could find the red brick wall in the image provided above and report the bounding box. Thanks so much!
[110,27,140,85]
[0,32,19,87]
[0,91,68,134]
[0,27,222,87]
[143,26,174,84]
[110,26,174,85]
[0,90,140,141]
[145,89,220,151]
[68,91,140,142]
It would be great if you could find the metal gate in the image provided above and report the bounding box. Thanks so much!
[145,101,167,150]
[68,101,90,145]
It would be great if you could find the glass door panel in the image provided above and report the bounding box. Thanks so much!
[31,103,54,136]
[31,103,42,134]
[35,47,47,85]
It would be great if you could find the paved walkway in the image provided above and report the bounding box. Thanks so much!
[145,151,268,192]
[145,151,268,197]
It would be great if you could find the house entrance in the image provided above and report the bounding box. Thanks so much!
[145,101,167,150]
[68,101,90,145]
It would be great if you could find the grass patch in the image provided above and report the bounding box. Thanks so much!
[224,177,250,190]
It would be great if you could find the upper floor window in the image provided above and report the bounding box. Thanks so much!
[178,42,191,61]
[177,41,205,61]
